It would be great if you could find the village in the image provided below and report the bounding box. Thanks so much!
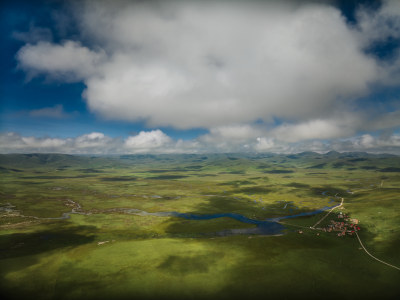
[321,211,361,237]
[298,212,361,237]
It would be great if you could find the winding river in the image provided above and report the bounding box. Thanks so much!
[122,209,286,236]
[6,191,340,236]
[121,197,341,236]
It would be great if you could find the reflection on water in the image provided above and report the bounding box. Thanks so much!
[123,208,285,236]
[122,189,340,236]
[11,190,339,237]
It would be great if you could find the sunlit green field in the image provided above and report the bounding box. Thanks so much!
[1,152,399,299]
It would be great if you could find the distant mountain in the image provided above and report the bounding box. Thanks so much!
[286,152,320,159]
[0,153,110,169]
[0,152,398,172]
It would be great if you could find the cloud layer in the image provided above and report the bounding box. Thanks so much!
[1,130,400,155]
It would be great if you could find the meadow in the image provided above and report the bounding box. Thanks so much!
[0,152,399,299]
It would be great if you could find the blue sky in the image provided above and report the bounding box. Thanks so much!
[1,0,400,154]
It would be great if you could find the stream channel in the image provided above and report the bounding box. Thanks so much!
[30,191,340,236]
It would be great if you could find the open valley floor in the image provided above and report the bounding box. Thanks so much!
[0,152,399,299]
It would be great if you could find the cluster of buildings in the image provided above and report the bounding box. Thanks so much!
[320,212,360,236]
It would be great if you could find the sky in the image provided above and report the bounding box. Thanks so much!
[1,0,400,154]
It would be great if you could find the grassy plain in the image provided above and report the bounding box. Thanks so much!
[0,152,399,299]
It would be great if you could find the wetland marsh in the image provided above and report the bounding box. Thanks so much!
[0,152,399,299]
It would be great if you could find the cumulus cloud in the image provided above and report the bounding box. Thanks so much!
[17,40,105,81]
[202,125,263,142]
[270,119,351,142]
[0,132,68,152]
[255,137,277,152]
[75,132,113,149]
[0,132,119,154]
[330,133,400,153]
[0,131,174,154]
[124,130,172,152]
[16,0,390,130]
[354,0,400,86]
[196,125,265,152]
[356,0,400,46]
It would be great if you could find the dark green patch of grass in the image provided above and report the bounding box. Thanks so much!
[78,168,104,173]
[15,181,50,185]
[158,253,223,274]
[332,161,351,168]
[361,166,378,170]
[197,174,217,177]
[306,172,327,175]
[192,195,257,214]
[218,180,255,186]
[219,170,246,175]
[256,165,269,169]
[147,169,187,173]
[348,158,368,162]
[263,169,294,174]
[306,163,326,169]
[100,177,137,182]
[150,175,188,180]
[0,225,96,260]
[380,167,400,172]
[22,175,94,179]
[234,186,272,194]
[0,167,23,172]
[309,186,351,198]
[184,165,203,170]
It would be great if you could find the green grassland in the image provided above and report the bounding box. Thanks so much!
[0,152,399,299]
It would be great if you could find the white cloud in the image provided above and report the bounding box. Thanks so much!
[0,132,117,154]
[79,1,380,129]
[356,0,400,46]
[353,133,400,149]
[329,133,400,153]
[359,134,375,148]
[0,132,68,151]
[1,131,400,155]
[17,40,105,81]
[21,136,67,148]
[255,137,276,151]
[194,124,268,152]
[16,0,386,130]
[207,125,263,142]
[75,132,112,149]
[354,0,400,86]
[124,130,172,152]
[270,119,350,142]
